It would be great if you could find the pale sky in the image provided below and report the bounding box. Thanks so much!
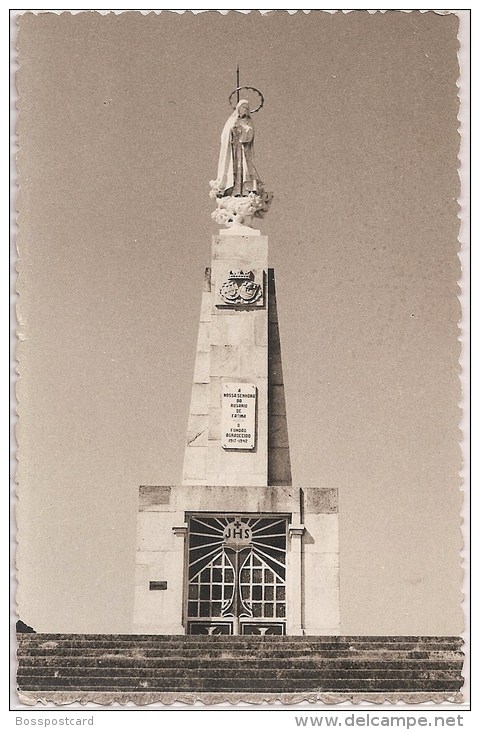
[16,10,463,635]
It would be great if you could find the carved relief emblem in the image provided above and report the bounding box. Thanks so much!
[223,519,252,551]
[219,270,262,305]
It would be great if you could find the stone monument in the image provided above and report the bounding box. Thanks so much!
[17,77,463,705]
[133,84,340,636]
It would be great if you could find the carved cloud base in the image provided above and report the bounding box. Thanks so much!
[210,190,273,229]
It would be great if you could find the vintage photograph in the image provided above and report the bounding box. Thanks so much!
[14,9,467,706]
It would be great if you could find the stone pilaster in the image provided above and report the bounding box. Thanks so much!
[287,525,305,635]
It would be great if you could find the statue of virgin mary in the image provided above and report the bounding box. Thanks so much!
[214,100,262,198]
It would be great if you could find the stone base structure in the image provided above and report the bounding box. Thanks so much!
[132,233,340,636]
[133,484,339,636]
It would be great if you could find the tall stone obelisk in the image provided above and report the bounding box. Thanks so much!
[133,88,339,637]
[182,234,279,488]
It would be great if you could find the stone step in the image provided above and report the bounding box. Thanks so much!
[17,633,462,641]
[17,657,463,670]
[17,667,462,681]
[18,641,461,656]
[17,634,463,649]
[17,648,463,662]
[16,636,463,649]
[18,678,464,692]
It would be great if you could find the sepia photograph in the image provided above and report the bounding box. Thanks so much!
[13,9,468,707]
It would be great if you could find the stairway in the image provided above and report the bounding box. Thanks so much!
[17,634,464,699]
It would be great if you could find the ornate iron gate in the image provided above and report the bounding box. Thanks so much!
[186,515,287,635]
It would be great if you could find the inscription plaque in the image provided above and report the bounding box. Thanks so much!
[221,383,256,450]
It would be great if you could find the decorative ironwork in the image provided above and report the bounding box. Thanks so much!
[240,552,286,620]
[187,515,287,633]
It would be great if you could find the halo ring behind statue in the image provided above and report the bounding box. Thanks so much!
[228,86,264,113]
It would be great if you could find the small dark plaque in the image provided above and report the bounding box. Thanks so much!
[149,581,167,591]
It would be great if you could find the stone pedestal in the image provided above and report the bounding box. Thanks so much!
[133,232,340,636]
